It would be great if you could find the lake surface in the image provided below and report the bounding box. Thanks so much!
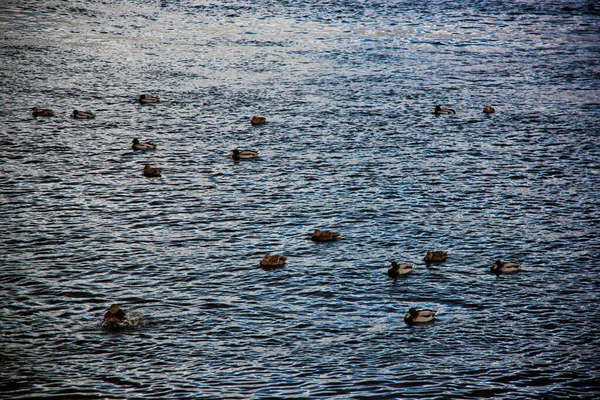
[1,0,599,398]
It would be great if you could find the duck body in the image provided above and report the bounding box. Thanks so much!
[311,229,341,242]
[388,261,414,279]
[483,106,496,114]
[434,105,456,115]
[424,251,448,264]
[491,260,522,275]
[260,254,287,269]
[138,94,160,103]
[31,107,55,117]
[71,110,95,119]
[251,116,266,126]
[404,307,437,325]
[102,304,140,328]
[143,164,161,177]
[132,138,157,150]
[230,149,259,160]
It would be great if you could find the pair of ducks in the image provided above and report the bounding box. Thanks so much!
[229,117,266,160]
[102,304,140,328]
[260,230,341,269]
[101,302,435,327]
[130,138,161,177]
[387,251,448,280]
[434,105,495,115]
[388,255,522,279]
[31,107,95,119]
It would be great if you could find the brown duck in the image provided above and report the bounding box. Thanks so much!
[251,116,266,126]
[102,304,140,327]
[31,107,55,117]
[424,251,448,263]
[260,254,287,269]
[311,229,341,242]
[143,164,161,177]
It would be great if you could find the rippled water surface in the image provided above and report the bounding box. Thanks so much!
[1,0,600,398]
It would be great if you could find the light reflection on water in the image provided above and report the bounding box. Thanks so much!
[1,0,600,398]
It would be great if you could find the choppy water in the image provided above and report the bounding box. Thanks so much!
[1,0,600,398]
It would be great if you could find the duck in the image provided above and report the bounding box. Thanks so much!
[483,106,496,114]
[138,94,160,103]
[102,304,140,328]
[388,261,414,280]
[491,259,522,275]
[132,138,157,150]
[311,229,341,242]
[142,164,161,177]
[434,105,456,115]
[424,251,448,264]
[71,110,95,119]
[260,254,287,269]
[404,307,437,325]
[251,116,266,126]
[230,149,259,160]
[31,107,55,117]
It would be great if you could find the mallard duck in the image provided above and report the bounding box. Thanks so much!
[132,138,157,150]
[230,149,258,160]
[260,254,287,269]
[388,261,414,280]
[483,106,496,114]
[251,116,266,126]
[31,107,55,117]
[311,229,341,242]
[138,94,160,103]
[424,251,448,263]
[491,259,522,275]
[404,307,437,324]
[434,105,456,115]
[143,164,161,177]
[71,110,95,119]
[102,304,140,328]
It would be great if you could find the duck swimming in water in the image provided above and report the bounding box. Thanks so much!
[424,251,448,264]
[143,164,161,177]
[491,260,522,275]
[311,229,341,242]
[434,105,456,115]
[31,107,55,117]
[404,307,437,325]
[71,110,95,119]
[483,106,496,114]
[138,94,160,103]
[102,304,140,328]
[260,254,287,269]
[251,116,266,126]
[230,149,259,160]
[388,261,414,280]
[132,138,157,150]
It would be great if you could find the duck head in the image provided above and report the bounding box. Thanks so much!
[108,304,120,314]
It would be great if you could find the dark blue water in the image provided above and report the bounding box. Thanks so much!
[1,0,599,398]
